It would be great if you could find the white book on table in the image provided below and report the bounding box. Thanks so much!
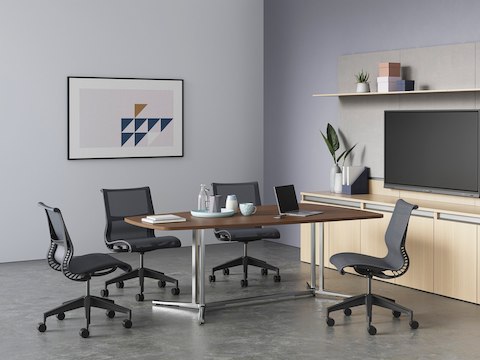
[141,214,186,224]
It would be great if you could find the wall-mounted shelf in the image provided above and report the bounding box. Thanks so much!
[313,88,480,97]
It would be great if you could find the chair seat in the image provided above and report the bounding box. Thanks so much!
[215,227,280,242]
[330,252,396,278]
[69,253,132,275]
[112,236,181,253]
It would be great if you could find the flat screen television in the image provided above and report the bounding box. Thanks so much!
[384,110,480,197]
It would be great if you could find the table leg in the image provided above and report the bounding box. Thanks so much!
[314,222,349,298]
[198,229,206,324]
[310,223,316,290]
[151,229,202,315]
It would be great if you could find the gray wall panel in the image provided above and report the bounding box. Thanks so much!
[0,0,264,262]
[265,0,480,247]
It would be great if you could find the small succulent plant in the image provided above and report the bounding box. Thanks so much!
[355,70,370,83]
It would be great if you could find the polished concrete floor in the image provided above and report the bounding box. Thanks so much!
[2,241,479,360]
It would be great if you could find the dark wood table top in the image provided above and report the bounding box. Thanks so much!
[124,204,383,231]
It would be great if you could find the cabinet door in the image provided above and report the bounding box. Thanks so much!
[478,233,480,304]
[300,223,322,265]
[434,218,477,303]
[360,212,394,283]
[360,212,391,258]
[395,216,434,292]
[300,221,361,271]
[326,220,361,271]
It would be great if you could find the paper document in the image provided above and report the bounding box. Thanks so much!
[141,214,186,224]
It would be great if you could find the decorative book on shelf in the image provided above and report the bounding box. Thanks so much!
[141,214,186,224]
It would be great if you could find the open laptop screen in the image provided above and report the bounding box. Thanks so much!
[274,185,300,213]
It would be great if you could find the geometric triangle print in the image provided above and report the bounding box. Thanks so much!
[121,118,134,131]
[121,132,134,146]
[148,118,160,131]
[135,118,147,131]
[161,118,173,131]
[135,132,147,146]
[135,104,147,117]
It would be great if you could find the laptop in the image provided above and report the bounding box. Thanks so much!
[274,184,323,217]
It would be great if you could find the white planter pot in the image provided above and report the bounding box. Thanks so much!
[356,82,370,93]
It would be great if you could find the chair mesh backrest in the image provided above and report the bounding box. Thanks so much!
[384,199,418,274]
[212,182,262,206]
[38,202,83,281]
[102,187,155,244]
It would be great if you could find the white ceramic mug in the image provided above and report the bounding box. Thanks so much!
[239,202,257,216]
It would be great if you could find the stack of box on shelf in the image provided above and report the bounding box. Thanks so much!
[376,62,415,92]
[377,62,401,92]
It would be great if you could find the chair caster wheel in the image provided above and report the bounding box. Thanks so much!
[326,317,335,327]
[101,289,109,297]
[79,328,90,338]
[392,311,401,318]
[171,287,180,295]
[209,275,216,283]
[344,308,352,316]
[56,312,65,320]
[241,279,248,287]
[261,268,268,276]
[106,310,115,318]
[135,293,144,302]
[368,325,377,335]
[409,320,419,329]
[223,268,230,275]
[123,319,132,329]
[116,281,124,289]
[37,323,47,332]
[158,280,167,288]
[273,275,281,282]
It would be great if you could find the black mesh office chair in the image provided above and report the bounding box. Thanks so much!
[100,187,182,301]
[209,182,281,287]
[326,199,420,335]
[37,202,133,338]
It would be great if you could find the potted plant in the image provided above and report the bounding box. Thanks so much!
[320,123,356,192]
[355,70,370,93]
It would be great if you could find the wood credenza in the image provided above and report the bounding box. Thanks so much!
[300,180,480,304]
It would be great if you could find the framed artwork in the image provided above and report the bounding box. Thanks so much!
[68,77,183,159]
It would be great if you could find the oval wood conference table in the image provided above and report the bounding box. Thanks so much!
[125,204,382,324]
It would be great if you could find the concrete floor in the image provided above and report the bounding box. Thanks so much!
[1,241,479,360]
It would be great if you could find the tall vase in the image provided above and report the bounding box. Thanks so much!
[330,164,341,193]
[334,173,343,193]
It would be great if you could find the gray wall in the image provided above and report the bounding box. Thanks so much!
[264,0,480,247]
[0,0,264,262]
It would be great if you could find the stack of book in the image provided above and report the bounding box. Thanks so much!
[141,214,186,224]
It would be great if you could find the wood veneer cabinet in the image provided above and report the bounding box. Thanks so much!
[300,186,480,304]
[433,219,477,303]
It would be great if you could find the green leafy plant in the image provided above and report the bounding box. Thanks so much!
[320,123,357,166]
[355,70,369,83]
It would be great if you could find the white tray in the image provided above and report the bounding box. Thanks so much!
[190,209,235,218]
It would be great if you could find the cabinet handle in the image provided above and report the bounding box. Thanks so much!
[437,212,480,225]
[302,196,361,209]
[365,203,434,218]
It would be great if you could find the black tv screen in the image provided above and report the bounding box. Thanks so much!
[384,110,480,197]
